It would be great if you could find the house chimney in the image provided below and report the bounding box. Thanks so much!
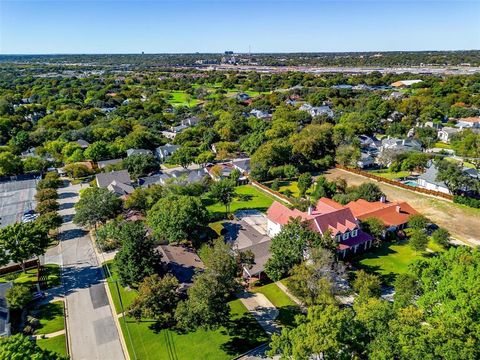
[307,206,312,215]
[380,196,386,203]
[396,205,401,213]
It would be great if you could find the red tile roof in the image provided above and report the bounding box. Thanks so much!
[267,198,358,236]
[345,199,418,227]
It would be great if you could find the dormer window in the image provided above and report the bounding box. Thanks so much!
[352,229,358,237]
[336,235,341,242]
[342,232,349,240]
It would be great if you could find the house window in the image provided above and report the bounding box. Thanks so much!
[336,235,341,242]
[352,229,358,237]
[342,232,349,240]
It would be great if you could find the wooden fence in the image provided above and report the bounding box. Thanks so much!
[249,179,293,205]
[335,165,454,201]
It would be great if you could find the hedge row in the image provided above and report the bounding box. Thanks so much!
[453,195,480,209]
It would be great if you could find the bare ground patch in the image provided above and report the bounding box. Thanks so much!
[323,168,480,245]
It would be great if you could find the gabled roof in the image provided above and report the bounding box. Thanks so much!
[96,170,131,188]
[345,199,418,227]
[97,158,123,169]
[126,149,153,157]
[107,180,135,196]
[266,198,358,236]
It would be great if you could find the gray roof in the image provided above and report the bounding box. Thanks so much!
[96,170,131,188]
[156,144,180,158]
[126,149,153,157]
[76,139,90,148]
[232,158,251,173]
[157,245,204,285]
[97,158,123,169]
[418,165,447,188]
[139,174,163,187]
[107,181,135,196]
[170,169,207,184]
[243,240,272,277]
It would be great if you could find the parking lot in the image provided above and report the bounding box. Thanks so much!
[0,178,38,228]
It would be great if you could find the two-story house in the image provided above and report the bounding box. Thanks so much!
[266,198,373,257]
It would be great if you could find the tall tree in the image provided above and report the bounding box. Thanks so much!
[0,334,67,360]
[0,222,49,272]
[114,221,160,287]
[297,173,313,198]
[73,187,122,228]
[209,179,235,215]
[147,195,208,243]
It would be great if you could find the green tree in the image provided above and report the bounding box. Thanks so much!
[83,141,111,161]
[355,183,385,202]
[168,146,196,169]
[297,173,312,198]
[73,187,122,228]
[63,163,93,179]
[0,222,49,272]
[35,199,59,215]
[147,195,208,243]
[409,230,429,252]
[35,212,62,232]
[128,274,179,326]
[361,217,385,243]
[268,305,360,360]
[195,151,215,167]
[209,178,235,215]
[353,270,381,301]
[335,144,361,167]
[122,153,158,179]
[6,285,32,310]
[393,273,418,309]
[0,334,67,360]
[114,221,160,287]
[34,188,58,202]
[124,185,164,214]
[0,152,22,176]
[407,214,429,231]
[23,157,48,174]
[265,220,320,281]
[431,227,450,248]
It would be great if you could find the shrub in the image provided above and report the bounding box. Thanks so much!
[35,188,58,202]
[37,178,61,190]
[271,178,280,191]
[453,195,480,208]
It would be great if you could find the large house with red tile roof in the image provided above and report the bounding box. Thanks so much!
[266,198,374,257]
[345,199,418,231]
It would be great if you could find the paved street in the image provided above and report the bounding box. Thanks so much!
[48,181,125,360]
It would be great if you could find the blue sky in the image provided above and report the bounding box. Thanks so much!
[1,0,479,54]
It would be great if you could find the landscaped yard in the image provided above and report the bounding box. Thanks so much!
[205,184,276,218]
[263,180,313,198]
[0,264,60,289]
[103,261,138,314]
[33,301,65,335]
[119,299,268,360]
[252,282,300,328]
[353,240,428,285]
[37,334,67,357]
[433,142,453,149]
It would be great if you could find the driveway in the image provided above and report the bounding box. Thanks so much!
[48,181,125,360]
[238,291,279,336]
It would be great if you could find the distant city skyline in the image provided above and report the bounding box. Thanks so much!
[1,0,479,54]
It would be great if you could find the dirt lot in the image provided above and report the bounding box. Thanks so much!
[324,168,480,245]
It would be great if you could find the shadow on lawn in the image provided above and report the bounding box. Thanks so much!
[220,313,269,355]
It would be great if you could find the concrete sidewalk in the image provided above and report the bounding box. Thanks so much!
[238,291,280,335]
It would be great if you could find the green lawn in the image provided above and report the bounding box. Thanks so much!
[263,180,314,198]
[119,299,268,360]
[205,185,276,218]
[103,261,138,314]
[252,283,300,328]
[167,91,201,107]
[33,301,65,335]
[433,142,453,149]
[369,170,411,180]
[0,264,60,289]
[353,240,428,285]
[37,334,67,357]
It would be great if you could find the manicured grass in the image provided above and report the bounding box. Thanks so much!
[37,334,67,357]
[353,240,427,285]
[369,169,411,180]
[119,299,268,360]
[167,91,201,107]
[0,264,60,288]
[205,185,276,218]
[433,142,453,149]
[427,238,446,253]
[34,301,65,335]
[103,261,138,314]
[209,220,225,237]
[252,283,300,328]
